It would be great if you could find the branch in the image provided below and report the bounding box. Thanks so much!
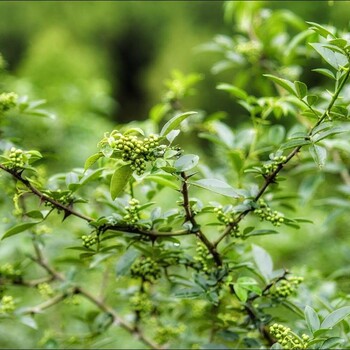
[215,66,350,247]
[180,172,222,266]
[0,163,93,222]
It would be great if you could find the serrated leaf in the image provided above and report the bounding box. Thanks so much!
[174,154,199,172]
[252,244,273,280]
[309,144,327,168]
[320,306,350,329]
[110,164,133,200]
[264,74,297,96]
[2,221,41,240]
[294,81,308,99]
[305,306,320,333]
[192,179,241,198]
[160,111,197,137]
[84,153,103,170]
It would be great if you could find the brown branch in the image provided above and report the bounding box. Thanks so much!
[180,172,222,266]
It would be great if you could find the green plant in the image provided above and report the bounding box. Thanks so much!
[1,4,350,349]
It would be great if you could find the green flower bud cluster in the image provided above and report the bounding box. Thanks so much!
[194,242,212,273]
[254,199,284,226]
[0,92,17,113]
[44,190,74,209]
[129,292,153,316]
[272,276,304,299]
[262,155,287,176]
[130,257,161,282]
[110,132,161,175]
[213,206,235,225]
[8,147,25,169]
[0,263,21,278]
[269,323,309,349]
[64,295,80,305]
[154,324,185,345]
[81,234,97,248]
[37,283,54,299]
[217,312,238,326]
[0,295,15,314]
[124,198,140,224]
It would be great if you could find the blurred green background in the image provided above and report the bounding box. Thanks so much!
[1,0,349,171]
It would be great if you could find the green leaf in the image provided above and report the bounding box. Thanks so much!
[320,306,350,329]
[110,164,133,200]
[309,43,348,69]
[2,222,41,240]
[174,154,199,172]
[25,210,44,220]
[19,315,38,330]
[281,138,311,150]
[244,229,278,238]
[192,179,241,198]
[252,244,273,280]
[216,83,248,100]
[160,111,197,137]
[294,81,308,99]
[313,126,345,143]
[80,168,104,187]
[146,174,179,190]
[309,144,327,168]
[234,284,248,302]
[84,153,103,171]
[305,306,320,333]
[264,74,297,96]
[123,128,144,136]
[115,248,140,276]
[312,68,336,80]
[307,22,335,38]
[320,337,343,349]
[306,95,319,106]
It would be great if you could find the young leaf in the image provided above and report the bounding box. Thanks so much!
[252,244,273,280]
[294,81,308,99]
[160,111,197,137]
[263,74,297,96]
[320,306,350,329]
[2,222,41,240]
[192,179,241,198]
[234,284,248,302]
[305,306,320,333]
[84,153,103,171]
[174,154,199,172]
[307,21,335,38]
[110,164,133,200]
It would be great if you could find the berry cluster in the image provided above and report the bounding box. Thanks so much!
[194,242,213,273]
[262,155,287,176]
[37,283,54,299]
[8,147,25,169]
[269,323,309,349]
[123,198,140,224]
[109,132,161,175]
[0,263,21,278]
[0,92,17,113]
[272,276,304,299]
[130,256,161,282]
[129,292,153,316]
[154,324,185,345]
[44,190,74,209]
[0,295,15,314]
[81,234,97,248]
[254,199,284,226]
